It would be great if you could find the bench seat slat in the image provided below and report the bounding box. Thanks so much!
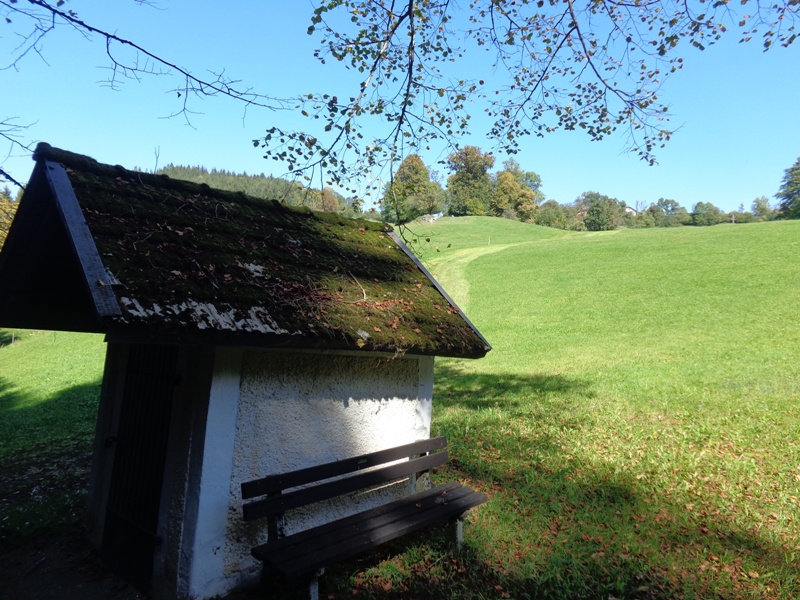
[253,483,488,579]
[255,482,464,555]
[260,485,479,571]
[243,450,449,522]
[241,437,447,499]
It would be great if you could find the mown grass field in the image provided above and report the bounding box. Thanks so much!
[0,329,105,546]
[1,218,799,599]
[399,218,800,599]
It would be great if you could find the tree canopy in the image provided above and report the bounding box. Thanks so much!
[491,159,544,221]
[1,1,798,190]
[281,0,800,189]
[751,196,776,221]
[382,154,443,223]
[692,201,725,226]
[579,191,624,231]
[647,198,691,227]
[446,146,496,216]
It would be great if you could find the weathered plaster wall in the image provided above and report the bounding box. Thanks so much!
[223,350,434,589]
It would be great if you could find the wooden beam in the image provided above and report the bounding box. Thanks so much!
[389,232,492,354]
[44,160,122,318]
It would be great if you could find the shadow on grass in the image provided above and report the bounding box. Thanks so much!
[433,363,595,408]
[0,375,102,451]
[432,364,596,483]
[0,330,13,347]
[0,376,102,549]
[296,367,798,599]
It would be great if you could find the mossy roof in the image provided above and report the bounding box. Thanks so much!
[0,143,489,358]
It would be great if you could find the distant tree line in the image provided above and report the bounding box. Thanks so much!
[155,165,373,219]
[381,147,799,229]
[4,151,797,251]
[382,148,543,224]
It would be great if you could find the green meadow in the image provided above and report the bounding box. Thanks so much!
[409,219,800,600]
[0,329,105,545]
[1,218,799,599]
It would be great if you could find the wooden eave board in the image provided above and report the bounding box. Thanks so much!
[391,233,491,354]
[44,159,121,319]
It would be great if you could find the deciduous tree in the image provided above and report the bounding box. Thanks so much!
[491,159,544,221]
[446,146,495,216]
[692,201,724,226]
[581,192,622,231]
[0,187,18,249]
[383,154,442,223]
[535,200,583,230]
[751,196,775,221]
[647,198,690,227]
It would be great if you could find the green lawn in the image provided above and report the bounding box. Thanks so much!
[0,329,105,545]
[2,218,799,599]
[401,218,800,599]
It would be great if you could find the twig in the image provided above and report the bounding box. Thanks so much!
[349,271,368,303]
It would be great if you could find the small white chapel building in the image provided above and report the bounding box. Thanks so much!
[0,144,490,599]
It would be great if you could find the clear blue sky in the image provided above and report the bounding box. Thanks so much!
[2,1,799,212]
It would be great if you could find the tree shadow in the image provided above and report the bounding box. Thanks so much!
[0,329,15,347]
[433,362,596,410]
[431,364,596,484]
[0,376,102,548]
[2,362,797,598]
[374,366,800,599]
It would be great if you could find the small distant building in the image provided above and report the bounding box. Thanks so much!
[0,144,490,599]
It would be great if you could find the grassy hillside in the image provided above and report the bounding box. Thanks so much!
[0,330,105,545]
[406,216,569,313]
[414,218,800,599]
[404,215,567,256]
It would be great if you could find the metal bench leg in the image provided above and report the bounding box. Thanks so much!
[307,568,325,600]
[449,513,465,549]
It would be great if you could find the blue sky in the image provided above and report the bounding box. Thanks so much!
[2,1,799,212]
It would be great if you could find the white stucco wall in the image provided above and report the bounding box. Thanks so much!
[184,348,434,599]
[184,347,244,599]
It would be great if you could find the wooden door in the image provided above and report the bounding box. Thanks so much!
[101,343,179,592]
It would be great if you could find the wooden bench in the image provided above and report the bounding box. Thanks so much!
[240,436,487,598]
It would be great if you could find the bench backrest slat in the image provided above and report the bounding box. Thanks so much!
[242,450,448,522]
[241,436,447,500]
